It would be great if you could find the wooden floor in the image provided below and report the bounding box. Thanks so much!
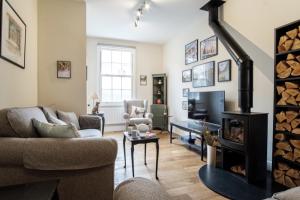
[105,132,227,200]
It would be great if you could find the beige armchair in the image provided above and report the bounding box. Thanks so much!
[123,100,153,131]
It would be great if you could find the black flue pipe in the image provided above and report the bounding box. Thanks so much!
[200,0,253,113]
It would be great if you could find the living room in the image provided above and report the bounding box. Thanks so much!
[1,0,300,199]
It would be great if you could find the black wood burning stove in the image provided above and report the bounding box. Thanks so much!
[201,0,269,184]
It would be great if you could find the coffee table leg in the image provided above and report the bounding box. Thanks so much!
[123,135,126,168]
[131,144,135,177]
[144,143,147,165]
[155,141,159,180]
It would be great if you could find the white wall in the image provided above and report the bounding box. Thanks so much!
[0,0,38,109]
[86,37,163,109]
[163,0,300,168]
[38,0,87,115]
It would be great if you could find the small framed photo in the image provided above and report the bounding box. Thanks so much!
[140,75,147,86]
[182,69,192,82]
[192,61,215,88]
[183,88,189,97]
[185,39,198,65]
[0,0,27,69]
[218,60,231,82]
[200,36,218,60]
[182,101,188,110]
[57,61,71,79]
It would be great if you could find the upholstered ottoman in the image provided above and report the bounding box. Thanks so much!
[114,178,171,200]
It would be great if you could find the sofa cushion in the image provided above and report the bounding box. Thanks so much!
[114,177,171,200]
[78,129,101,138]
[7,107,48,138]
[57,111,80,130]
[32,119,80,138]
[47,114,67,125]
[42,106,57,119]
[129,118,152,125]
[272,186,300,200]
[0,109,18,137]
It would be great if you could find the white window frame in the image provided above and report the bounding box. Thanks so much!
[97,44,136,107]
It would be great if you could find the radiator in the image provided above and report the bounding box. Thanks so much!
[100,106,125,125]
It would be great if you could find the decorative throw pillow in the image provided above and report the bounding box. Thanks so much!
[130,106,145,118]
[32,119,80,138]
[47,114,67,125]
[57,111,80,130]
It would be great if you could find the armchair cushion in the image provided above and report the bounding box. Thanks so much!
[130,106,145,118]
[129,118,152,125]
[79,115,101,130]
[7,107,48,138]
[32,119,80,138]
[23,138,118,170]
[145,113,154,119]
[57,111,80,130]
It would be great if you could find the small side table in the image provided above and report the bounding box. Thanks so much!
[0,180,59,200]
[90,112,105,136]
[123,132,160,180]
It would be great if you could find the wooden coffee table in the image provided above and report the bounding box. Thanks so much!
[123,132,160,180]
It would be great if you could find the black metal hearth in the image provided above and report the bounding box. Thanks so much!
[198,0,277,199]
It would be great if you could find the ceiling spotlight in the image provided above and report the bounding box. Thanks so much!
[144,1,150,10]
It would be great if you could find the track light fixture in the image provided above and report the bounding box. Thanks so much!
[134,1,151,28]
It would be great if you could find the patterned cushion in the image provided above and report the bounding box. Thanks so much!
[130,106,145,118]
[7,107,48,138]
[32,119,80,138]
[57,111,80,130]
[129,118,151,125]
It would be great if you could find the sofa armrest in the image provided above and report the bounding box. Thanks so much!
[23,138,117,171]
[0,138,26,166]
[123,113,130,120]
[145,113,153,119]
[79,115,101,130]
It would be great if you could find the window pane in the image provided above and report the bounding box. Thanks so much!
[122,63,132,75]
[112,51,122,63]
[102,90,112,102]
[101,63,111,74]
[122,51,131,64]
[122,90,132,100]
[102,76,112,89]
[112,90,122,102]
[122,77,131,90]
[112,63,122,75]
[112,77,121,89]
[101,50,111,62]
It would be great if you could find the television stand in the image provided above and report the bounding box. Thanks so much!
[170,120,220,161]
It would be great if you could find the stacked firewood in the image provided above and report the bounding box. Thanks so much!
[230,165,246,176]
[278,27,300,53]
[276,54,300,79]
[274,162,300,188]
[275,110,300,134]
[277,81,300,106]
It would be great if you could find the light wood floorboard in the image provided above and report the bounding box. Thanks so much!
[105,132,227,200]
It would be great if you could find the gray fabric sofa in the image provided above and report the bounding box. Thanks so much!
[0,106,171,200]
[123,100,153,131]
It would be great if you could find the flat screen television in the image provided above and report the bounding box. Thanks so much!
[188,91,225,125]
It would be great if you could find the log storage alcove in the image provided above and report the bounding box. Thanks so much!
[273,19,300,188]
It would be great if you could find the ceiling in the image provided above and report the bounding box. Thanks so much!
[86,0,208,44]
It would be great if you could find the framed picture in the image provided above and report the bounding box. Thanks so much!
[192,61,215,88]
[185,39,198,65]
[182,69,192,82]
[200,36,218,60]
[0,0,26,69]
[218,60,231,82]
[57,61,71,79]
[140,75,147,86]
[183,88,189,97]
[182,101,188,110]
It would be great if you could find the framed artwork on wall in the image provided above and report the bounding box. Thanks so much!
[140,75,147,86]
[200,36,218,60]
[57,61,71,79]
[192,61,215,88]
[182,101,188,110]
[183,88,189,97]
[218,60,231,82]
[0,0,26,69]
[182,69,192,82]
[185,39,198,65]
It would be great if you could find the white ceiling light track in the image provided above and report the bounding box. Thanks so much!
[134,0,151,28]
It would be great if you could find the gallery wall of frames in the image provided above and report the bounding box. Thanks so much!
[182,36,232,110]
